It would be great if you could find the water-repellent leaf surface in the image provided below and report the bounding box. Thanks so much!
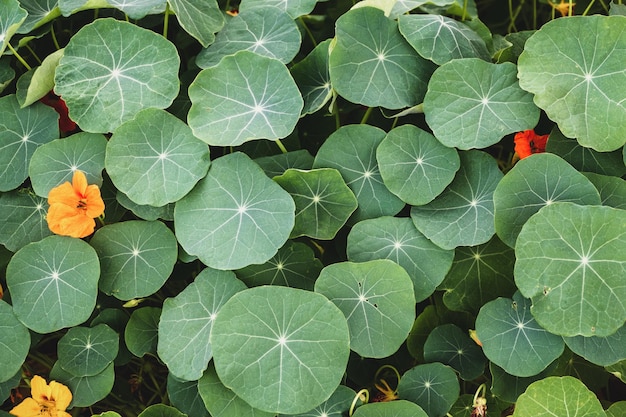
[157,268,246,381]
[210,286,350,414]
[424,59,539,149]
[273,168,357,240]
[352,400,428,417]
[188,51,303,146]
[347,216,454,302]
[57,324,119,377]
[493,153,601,248]
[329,6,435,109]
[290,39,333,116]
[6,235,100,333]
[90,221,177,300]
[167,0,224,47]
[515,203,626,337]
[0,0,27,56]
[195,6,301,68]
[517,15,626,151]
[106,108,210,207]
[376,124,460,206]
[175,152,295,270]
[423,324,486,380]
[314,124,404,222]
[513,376,606,417]
[397,362,459,417]
[54,18,180,133]
[410,150,503,250]
[0,300,30,383]
[0,191,50,251]
[315,260,416,358]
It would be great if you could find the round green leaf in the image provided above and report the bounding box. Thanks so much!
[167,374,210,417]
[16,48,64,108]
[282,385,357,417]
[188,51,303,146]
[564,324,626,367]
[50,361,115,408]
[424,59,539,149]
[0,57,16,93]
[235,241,322,290]
[90,308,132,366]
[423,324,486,380]
[0,95,58,192]
[0,371,21,403]
[398,14,490,64]
[518,16,626,151]
[376,124,460,206]
[0,0,27,56]
[490,362,551,404]
[106,108,210,207]
[91,220,178,300]
[313,124,405,223]
[116,191,174,221]
[273,168,357,240]
[166,0,224,47]
[196,6,301,68]
[439,235,517,314]
[353,400,428,417]
[211,286,350,415]
[515,203,626,337]
[107,0,165,19]
[513,376,605,417]
[0,190,50,251]
[476,292,565,377]
[137,404,186,417]
[584,172,626,210]
[175,152,295,270]
[0,300,30,383]
[347,216,454,302]
[329,6,435,109]
[54,18,180,133]
[240,0,318,18]
[397,362,459,417]
[607,402,626,417]
[6,235,100,333]
[315,260,416,358]
[254,149,315,178]
[29,132,107,197]
[125,307,160,358]
[291,39,333,116]
[57,324,119,377]
[410,150,503,250]
[158,268,247,381]
[494,153,601,248]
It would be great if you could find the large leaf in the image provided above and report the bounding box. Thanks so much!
[329,6,435,109]
[175,152,295,270]
[0,0,27,56]
[0,190,51,251]
[188,51,303,146]
[54,18,180,133]
[211,286,350,415]
[515,203,626,337]
[397,362,459,417]
[424,59,539,149]
[315,260,416,358]
[167,0,224,47]
[0,300,30,383]
[57,324,119,377]
[517,15,626,151]
[6,235,100,333]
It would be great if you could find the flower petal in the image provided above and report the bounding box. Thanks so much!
[49,380,72,411]
[72,170,89,197]
[29,375,50,403]
[84,185,105,218]
[48,182,78,207]
[9,397,40,417]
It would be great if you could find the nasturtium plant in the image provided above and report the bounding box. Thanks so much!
[1,0,625,416]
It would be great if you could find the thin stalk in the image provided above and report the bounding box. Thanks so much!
[360,107,373,124]
[50,23,61,50]
[275,138,288,154]
[163,3,170,38]
[462,0,468,21]
[299,16,318,47]
[24,44,42,64]
[533,0,537,29]
[582,0,596,15]
[7,43,32,70]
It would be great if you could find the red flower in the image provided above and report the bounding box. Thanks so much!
[514,130,549,159]
[40,92,77,133]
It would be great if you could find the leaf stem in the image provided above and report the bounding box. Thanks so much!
[360,107,373,124]
[275,138,288,154]
[25,44,42,64]
[7,43,32,71]
[581,0,595,15]
[349,389,369,416]
[462,0,468,20]
[50,23,61,50]
[163,3,170,38]
[299,16,318,47]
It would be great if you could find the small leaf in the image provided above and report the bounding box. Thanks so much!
[167,0,224,47]
[254,149,314,178]
[16,48,64,107]
[291,39,333,116]
[239,0,319,18]
[125,307,161,358]
[564,323,626,367]
[0,300,30,383]
[423,324,486,380]
[352,400,428,417]
[57,324,119,377]
[397,362,459,417]
[0,190,50,251]
[584,172,626,210]
[167,374,210,417]
[281,385,357,417]
[137,404,186,417]
[50,361,115,408]
[107,0,166,19]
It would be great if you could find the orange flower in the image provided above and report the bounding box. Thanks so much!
[550,0,575,17]
[513,129,549,159]
[10,375,72,417]
[46,170,105,238]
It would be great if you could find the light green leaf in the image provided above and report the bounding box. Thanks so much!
[353,400,428,417]
[116,191,174,221]
[282,385,357,417]
[584,172,626,210]
[493,153,601,248]
[377,124,460,206]
[90,221,177,300]
[240,0,319,18]
[137,404,186,417]
[188,51,303,146]
[390,0,454,18]
[125,307,160,358]
[17,0,61,34]
[196,6,301,68]
[50,361,115,407]
[29,132,107,197]
[423,324,486,380]
[329,6,435,109]
[476,292,564,377]
[0,190,50,251]
[107,0,166,19]
[515,203,626,337]
[518,15,626,151]
[410,150,503,250]
[0,0,27,56]
[347,216,454,302]
[57,324,119,377]
[167,374,210,417]
[16,48,63,107]
[6,235,100,333]
[0,95,59,192]
[58,0,107,16]
[106,108,210,207]
[513,376,606,417]
[315,260,416,358]
[54,18,180,133]
[291,39,333,116]
[397,362,459,417]
[158,268,246,381]
[211,286,350,414]
[175,152,295,270]
[273,168,357,239]
[607,402,626,417]
[0,300,30,383]
[564,323,626,367]
[424,59,539,149]
[399,14,489,64]
[254,149,314,178]
[167,0,223,47]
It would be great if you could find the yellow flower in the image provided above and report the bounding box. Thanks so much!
[10,375,72,417]
[46,170,105,238]
[550,0,575,17]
